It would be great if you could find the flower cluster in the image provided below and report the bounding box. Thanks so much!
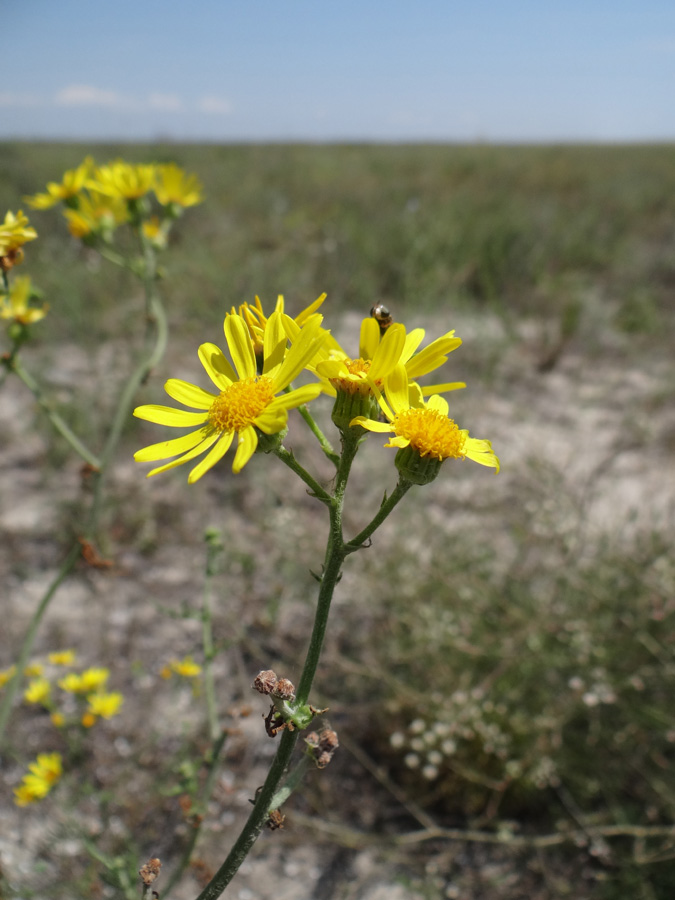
[134,296,499,484]
[25,157,203,244]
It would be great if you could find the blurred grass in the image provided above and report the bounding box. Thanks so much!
[2,142,675,344]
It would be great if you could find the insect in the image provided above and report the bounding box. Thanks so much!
[370,303,393,336]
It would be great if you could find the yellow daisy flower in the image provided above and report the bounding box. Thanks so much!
[63,189,128,238]
[24,678,51,705]
[0,210,37,268]
[133,311,326,481]
[0,276,48,325]
[14,752,62,806]
[86,691,124,720]
[153,163,203,208]
[24,157,93,209]
[23,662,44,677]
[88,160,156,200]
[58,667,109,694]
[168,656,202,678]
[48,650,76,666]
[351,364,499,481]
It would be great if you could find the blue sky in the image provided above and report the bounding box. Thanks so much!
[3,0,675,142]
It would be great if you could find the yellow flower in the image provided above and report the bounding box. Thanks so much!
[58,667,109,694]
[50,712,65,728]
[142,215,168,249]
[14,752,62,806]
[134,311,327,481]
[154,163,203,207]
[25,157,93,209]
[314,316,465,400]
[48,650,76,666]
[168,656,202,678]
[0,665,16,688]
[63,189,128,238]
[86,691,124,720]
[234,293,327,356]
[88,160,156,200]
[0,210,37,267]
[351,364,499,473]
[0,276,48,325]
[24,678,51,705]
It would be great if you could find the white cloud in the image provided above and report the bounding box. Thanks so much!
[0,91,42,107]
[148,93,184,112]
[197,95,232,115]
[55,85,124,108]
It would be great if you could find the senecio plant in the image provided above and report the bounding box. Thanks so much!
[2,158,499,899]
[133,293,499,897]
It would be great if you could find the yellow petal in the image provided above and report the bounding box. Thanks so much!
[295,292,327,325]
[273,314,325,390]
[370,323,406,379]
[198,343,236,389]
[426,394,450,416]
[350,416,393,433]
[134,428,210,462]
[359,317,380,360]
[421,382,466,396]
[224,315,256,380]
[405,335,462,378]
[400,328,425,363]
[146,433,220,477]
[253,408,288,434]
[232,426,258,473]
[187,431,235,482]
[384,364,410,415]
[164,379,215,409]
[134,405,209,427]
[261,309,288,376]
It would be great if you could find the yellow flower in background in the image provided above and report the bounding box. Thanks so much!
[48,650,76,666]
[50,712,65,728]
[24,157,93,209]
[141,215,168,249]
[154,163,203,208]
[63,189,128,238]
[165,656,202,678]
[0,210,37,267]
[0,665,16,688]
[351,364,499,473]
[88,160,156,200]
[134,311,327,480]
[24,678,51,705]
[58,667,109,694]
[85,691,124,720]
[0,276,48,325]
[233,293,327,356]
[14,752,62,806]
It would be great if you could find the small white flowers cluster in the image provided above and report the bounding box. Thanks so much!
[390,687,513,783]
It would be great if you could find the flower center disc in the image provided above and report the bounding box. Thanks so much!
[393,408,465,460]
[209,376,275,432]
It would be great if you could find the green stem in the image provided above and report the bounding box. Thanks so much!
[193,434,361,900]
[85,293,167,538]
[344,478,413,554]
[274,445,332,505]
[0,540,82,747]
[296,405,339,467]
[9,357,100,468]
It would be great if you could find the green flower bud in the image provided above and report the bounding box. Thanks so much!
[394,445,442,486]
